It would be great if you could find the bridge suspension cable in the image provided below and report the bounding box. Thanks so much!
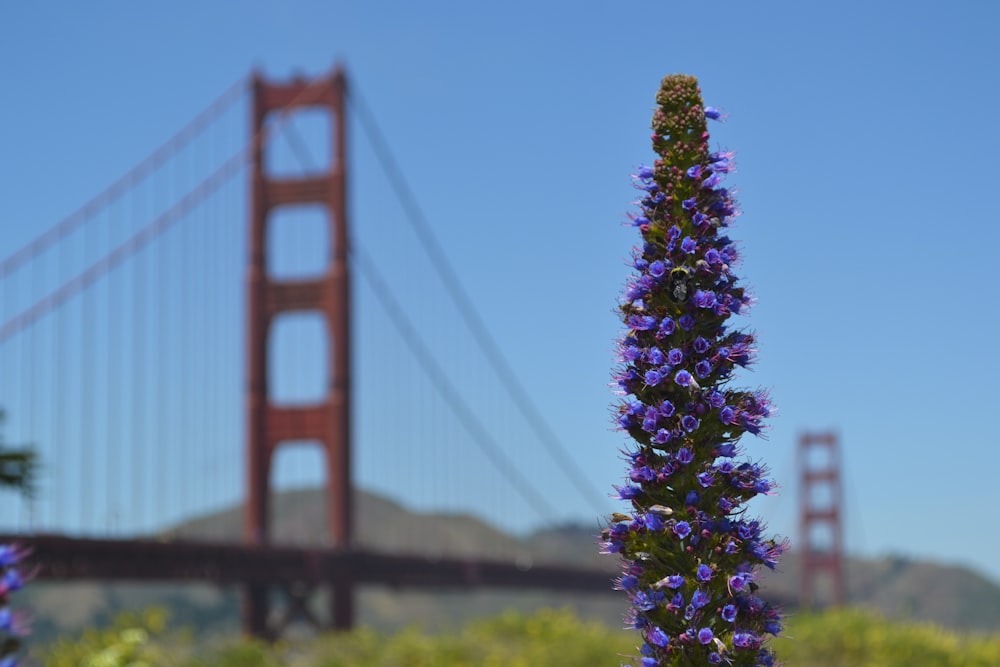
[0,76,248,280]
[346,84,611,517]
[277,119,561,525]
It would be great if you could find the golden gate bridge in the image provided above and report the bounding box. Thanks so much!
[0,66,622,640]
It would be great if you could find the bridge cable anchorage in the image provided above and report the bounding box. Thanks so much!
[278,119,564,526]
[350,244,560,524]
[0,75,249,280]
[337,86,612,518]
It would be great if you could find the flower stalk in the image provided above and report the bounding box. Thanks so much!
[604,75,785,667]
[0,543,29,667]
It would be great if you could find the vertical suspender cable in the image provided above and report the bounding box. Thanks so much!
[132,181,146,534]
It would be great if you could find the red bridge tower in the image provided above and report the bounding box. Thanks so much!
[797,431,846,608]
[244,68,353,636]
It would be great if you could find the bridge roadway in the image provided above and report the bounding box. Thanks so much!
[0,534,617,591]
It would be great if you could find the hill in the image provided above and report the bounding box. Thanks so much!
[18,487,1000,645]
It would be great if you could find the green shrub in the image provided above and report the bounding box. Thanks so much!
[35,606,1000,667]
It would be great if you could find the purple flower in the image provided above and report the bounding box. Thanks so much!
[667,348,684,365]
[681,415,700,432]
[702,172,722,189]
[681,236,697,254]
[676,448,693,464]
[686,164,703,179]
[674,370,693,387]
[641,414,659,433]
[695,360,712,379]
[658,400,676,417]
[647,347,666,365]
[1,568,23,594]
[636,164,655,180]
[722,604,738,622]
[0,545,25,568]
[657,317,676,337]
[682,197,697,210]
[615,484,642,500]
[673,521,692,539]
[678,314,695,331]
[696,564,713,582]
[693,290,717,308]
[644,369,663,386]
[630,466,656,483]
[653,428,672,445]
[698,627,714,644]
[649,260,666,277]
[621,346,641,363]
[634,590,658,612]
[648,626,670,647]
[708,652,722,664]
[663,574,685,589]
[620,574,639,590]
[704,106,723,120]
[628,314,658,331]
[691,589,711,609]
[719,406,736,424]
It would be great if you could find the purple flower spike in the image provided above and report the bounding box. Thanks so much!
[607,74,780,667]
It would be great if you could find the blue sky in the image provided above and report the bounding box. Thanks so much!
[3,1,1000,586]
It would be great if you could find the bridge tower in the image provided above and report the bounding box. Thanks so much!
[244,68,352,637]
[797,431,846,608]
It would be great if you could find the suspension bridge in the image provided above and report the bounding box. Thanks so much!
[0,66,622,639]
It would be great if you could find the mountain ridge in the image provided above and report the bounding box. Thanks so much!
[20,486,1000,644]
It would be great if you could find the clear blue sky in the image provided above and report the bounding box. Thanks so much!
[3,1,1000,585]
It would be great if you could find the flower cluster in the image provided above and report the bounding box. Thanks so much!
[603,75,786,667]
[0,544,30,667]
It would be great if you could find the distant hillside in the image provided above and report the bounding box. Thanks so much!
[19,487,1000,646]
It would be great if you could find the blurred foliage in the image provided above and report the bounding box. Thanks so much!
[0,409,37,497]
[35,606,1000,667]
[772,607,1000,667]
[41,608,172,667]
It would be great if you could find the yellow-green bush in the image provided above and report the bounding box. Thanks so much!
[772,608,1000,667]
[36,606,1000,667]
